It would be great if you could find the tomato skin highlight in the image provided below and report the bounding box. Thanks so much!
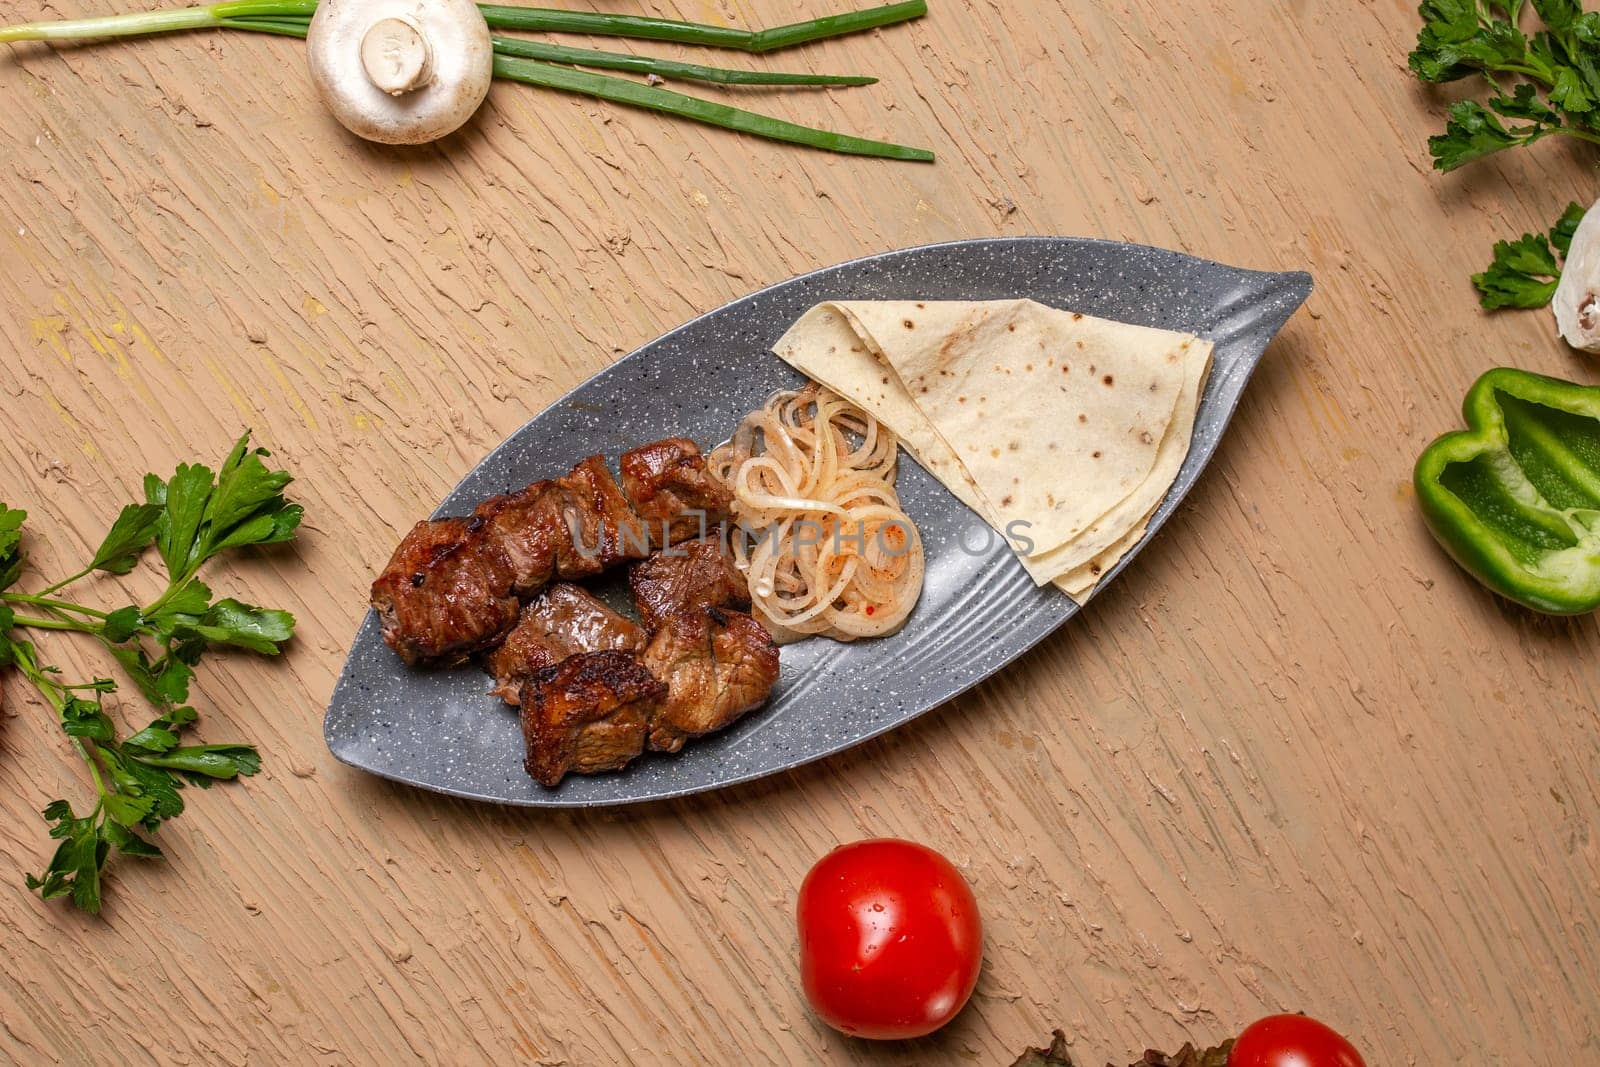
[796,838,983,1040]
[1230,1014,1366,1067]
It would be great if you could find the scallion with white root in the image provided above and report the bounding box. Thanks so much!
[0,0,933,159]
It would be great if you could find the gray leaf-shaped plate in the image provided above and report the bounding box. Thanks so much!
[325,238,1311,807]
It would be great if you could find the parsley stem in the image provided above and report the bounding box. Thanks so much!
[10,614,102,635]
[35,567,92,597]
[9,642,112,801]
[3,592,108,618]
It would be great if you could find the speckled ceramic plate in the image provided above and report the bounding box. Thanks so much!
[324,238,1311,807]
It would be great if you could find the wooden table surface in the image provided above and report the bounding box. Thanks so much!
[2,1,1597,1063]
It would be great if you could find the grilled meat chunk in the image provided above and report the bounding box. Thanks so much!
[520,651,668,787]
[629,532,750,633]
[470,483,566,595]
[472,457,646,593]
[371,517,521,666]
[620,438,734,548]
[485,584,645,704]
[640,606,779,753]
[555,455,653,571]
[372,441,726,669]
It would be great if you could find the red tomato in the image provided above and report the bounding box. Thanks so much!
[1231,1014,1366,1067]
[796,838,982,1040]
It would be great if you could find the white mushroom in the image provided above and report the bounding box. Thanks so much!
[1553,196,1600,354]
[306,0,493,145]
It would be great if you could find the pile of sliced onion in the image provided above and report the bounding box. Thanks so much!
[709,385,924,642]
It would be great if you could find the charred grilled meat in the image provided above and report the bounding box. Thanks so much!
[520,651,668,787]
[485,584,645,704]
[629,531,750,633]
[472,455,645,592]
[556,455,655,572]
[371,440,726,666]
[621,437,735,548]
[640,606,780,753]
[370,517,522,667]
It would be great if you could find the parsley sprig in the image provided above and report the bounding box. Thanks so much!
[0,433,299,914]
[1473,200,1585,307]
[1410,0,1600,170]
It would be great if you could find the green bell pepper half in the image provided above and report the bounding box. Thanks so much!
[1414,367,1600,615]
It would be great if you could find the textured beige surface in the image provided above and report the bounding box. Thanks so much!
[1,1,1597,1063]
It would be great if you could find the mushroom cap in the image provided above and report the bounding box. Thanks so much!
[307,0,493,146]
[1553,198,1600,354]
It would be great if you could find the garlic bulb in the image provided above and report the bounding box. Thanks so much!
[1552,197,1600,353]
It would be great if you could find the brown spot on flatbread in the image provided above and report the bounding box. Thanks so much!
[903,319,915,329]
[1007,441,1020,451]
[1102,374,1114,386]
[1072,312,1083,321]
[919,385,929,393]
[1092,451,1102,459]
[1089,563,1102,576]
[1150,380,1159,391]
[990,448,1001,458]
[1046,493,1056,506]
[1001,494,1014,506]
[1167,352,1178,364]
[1007,323,1016,332]
[881,376,889,385]
[1077,414,1087,423]
[1139,430,1154,445]
[1025,363,1033,371]
[916,302,926,309]
[1089,364,1096,374]
[1075,340,1085,350]
[1061,365,1070,374]
[957,395,967,403]
[1047,442,1057,450]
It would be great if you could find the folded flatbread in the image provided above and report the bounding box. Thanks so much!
[772,299,1212,602]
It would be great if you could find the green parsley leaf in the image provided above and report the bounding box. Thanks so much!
[1429,100,1535,170]
[101,749,186,830]
[174,599,296,655]
[207,436,294,539]
[1473,201,1587,309]
[132,744,262,781]
[153,460,217,579]
[0,505,25,591]
[101,821,162,858]
[1551,200,1586,254]
[88,503,163,576]
[1534,0,1582,34]
[102,606,143,644]
[102,790,157,829]
[146,579,213,630]
[60,697,115,743]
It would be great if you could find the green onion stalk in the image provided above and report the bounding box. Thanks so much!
[0,1,933,161]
